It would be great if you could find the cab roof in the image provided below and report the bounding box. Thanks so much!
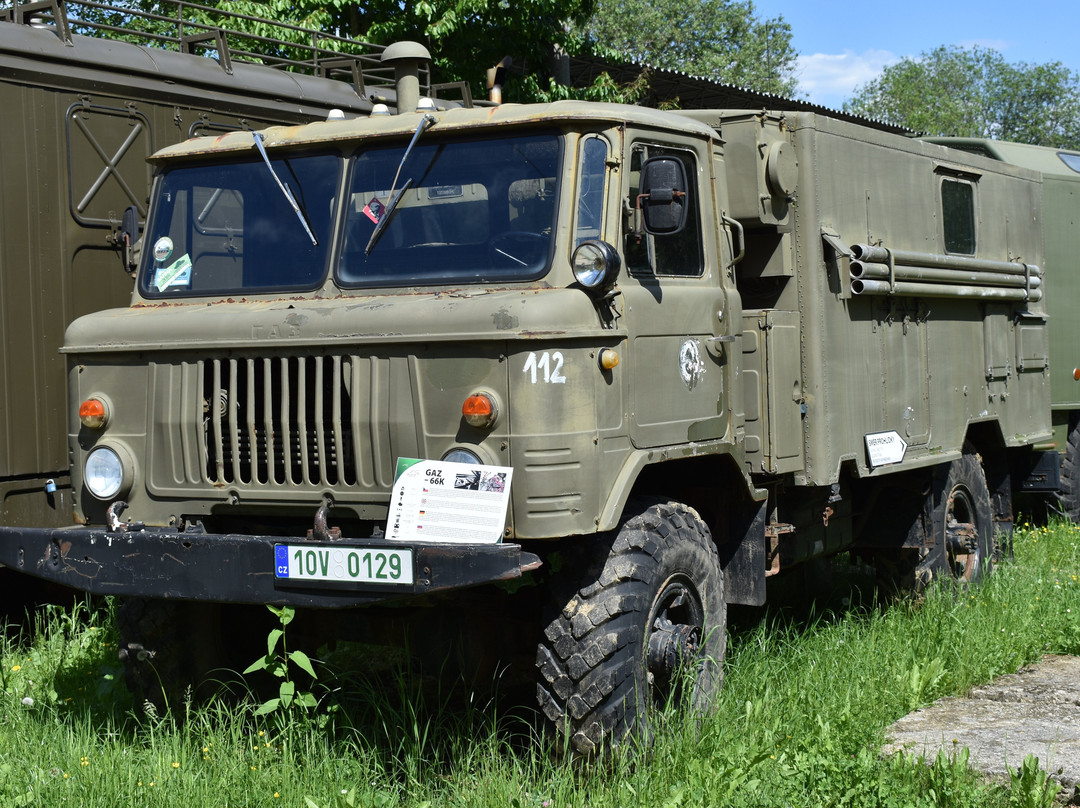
[149,100,723,163]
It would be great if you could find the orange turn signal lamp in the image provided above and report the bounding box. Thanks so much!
[462,392,498,428]
[1074,367,1080,381]
[599,349,620,370]
[79,397,108,429]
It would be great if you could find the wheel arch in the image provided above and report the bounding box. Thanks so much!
[598,451,766,606]
[963,420,1015,549]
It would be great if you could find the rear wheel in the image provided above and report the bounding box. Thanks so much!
[536,500,725,756]
[1059,415,1080,522]
[920,446,994,585]
[874,446,995,594]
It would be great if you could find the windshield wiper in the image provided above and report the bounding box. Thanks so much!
[252,132,318,246]
[365,114,436,256]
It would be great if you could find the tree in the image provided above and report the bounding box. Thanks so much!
[844,46,1080,149]
[578,0,798,96]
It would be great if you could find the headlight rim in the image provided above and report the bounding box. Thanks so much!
[84,443,133,501]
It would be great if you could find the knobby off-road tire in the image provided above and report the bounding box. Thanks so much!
[536,500,725,756]
[1058,415,1080,523]
[912,445,995,589]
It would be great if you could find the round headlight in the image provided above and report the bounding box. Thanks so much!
[572,240,621,292]
[84,446,126,500]
[442,448,482,465]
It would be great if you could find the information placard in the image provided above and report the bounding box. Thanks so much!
[865,430,908,469]
[386,458,513,544]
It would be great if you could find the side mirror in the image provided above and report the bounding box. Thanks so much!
[637,156,688,235]
[119,205,140,275]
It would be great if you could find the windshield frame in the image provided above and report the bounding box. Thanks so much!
[334,130,564,290]
[137,150,342,300]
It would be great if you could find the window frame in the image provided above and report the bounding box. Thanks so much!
[624,141,705,279]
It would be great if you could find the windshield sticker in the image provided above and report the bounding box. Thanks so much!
[154,254,192,290]
[152,236,174,263]
[363,197,385,224]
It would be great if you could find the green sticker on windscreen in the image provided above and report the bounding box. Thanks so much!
[155,254,192,290]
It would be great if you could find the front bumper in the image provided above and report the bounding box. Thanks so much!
[0,525,541,608]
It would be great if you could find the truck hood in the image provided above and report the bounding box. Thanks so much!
[63,287,607,354]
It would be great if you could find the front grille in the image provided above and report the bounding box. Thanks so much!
[205,356,354,486]
[161,353,413,491]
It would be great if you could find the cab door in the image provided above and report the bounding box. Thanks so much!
[621,137,731,449]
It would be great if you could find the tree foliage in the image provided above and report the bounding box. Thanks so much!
[578,0,798,96]
[844,45,1080,148]
[95,0,796,105]
[95,0,594,102]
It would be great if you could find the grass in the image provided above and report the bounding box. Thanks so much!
[1,520,1078,807]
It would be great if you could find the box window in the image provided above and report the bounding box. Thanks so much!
[941,177,976,255]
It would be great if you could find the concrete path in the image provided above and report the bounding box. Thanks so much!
[884,655,1080,802]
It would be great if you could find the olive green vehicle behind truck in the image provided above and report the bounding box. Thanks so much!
[0,0,419,533]
[0,52,1052,754]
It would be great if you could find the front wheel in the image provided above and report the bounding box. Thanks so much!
[536,500,725,756]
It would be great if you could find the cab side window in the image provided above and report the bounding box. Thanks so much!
[626,144,703,277]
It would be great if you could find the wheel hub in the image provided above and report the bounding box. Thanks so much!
[647,620,700,691]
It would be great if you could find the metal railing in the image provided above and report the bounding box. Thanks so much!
[1,0,429,95]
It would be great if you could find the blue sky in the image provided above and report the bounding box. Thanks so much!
[749,0,1080,109]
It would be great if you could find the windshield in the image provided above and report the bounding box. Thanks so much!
[139,153,339,297]
[338,133,561,286]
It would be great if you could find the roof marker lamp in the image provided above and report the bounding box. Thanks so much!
[79,397,109,429]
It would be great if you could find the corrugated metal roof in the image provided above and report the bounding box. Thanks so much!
[565,54,911,136]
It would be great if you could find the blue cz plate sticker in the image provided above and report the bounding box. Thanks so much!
[275,545,414,585]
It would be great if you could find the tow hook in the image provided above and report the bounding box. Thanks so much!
[106,501,145,533]
[307,502,341,542]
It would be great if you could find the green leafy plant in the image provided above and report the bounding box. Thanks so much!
[243,604,319,716]
[1008,754,1062,808]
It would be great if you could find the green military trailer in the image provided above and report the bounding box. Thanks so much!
[0,0,433,533]
[0,52,1052,754]
[922,138,1080,519]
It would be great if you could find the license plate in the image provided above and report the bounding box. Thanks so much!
[275,545,414,585]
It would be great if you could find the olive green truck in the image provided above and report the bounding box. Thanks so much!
[0,38,1059,753]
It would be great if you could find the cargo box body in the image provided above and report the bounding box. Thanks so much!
[706,112,1050,487]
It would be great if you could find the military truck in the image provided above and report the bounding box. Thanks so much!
[0,49,1051,754]
[0,0,442,534]
[921,138,1080,520]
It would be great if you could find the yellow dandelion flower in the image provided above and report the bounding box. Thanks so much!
[172,762,180,769]
[11,665,20,671]
[274,793,281,798]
